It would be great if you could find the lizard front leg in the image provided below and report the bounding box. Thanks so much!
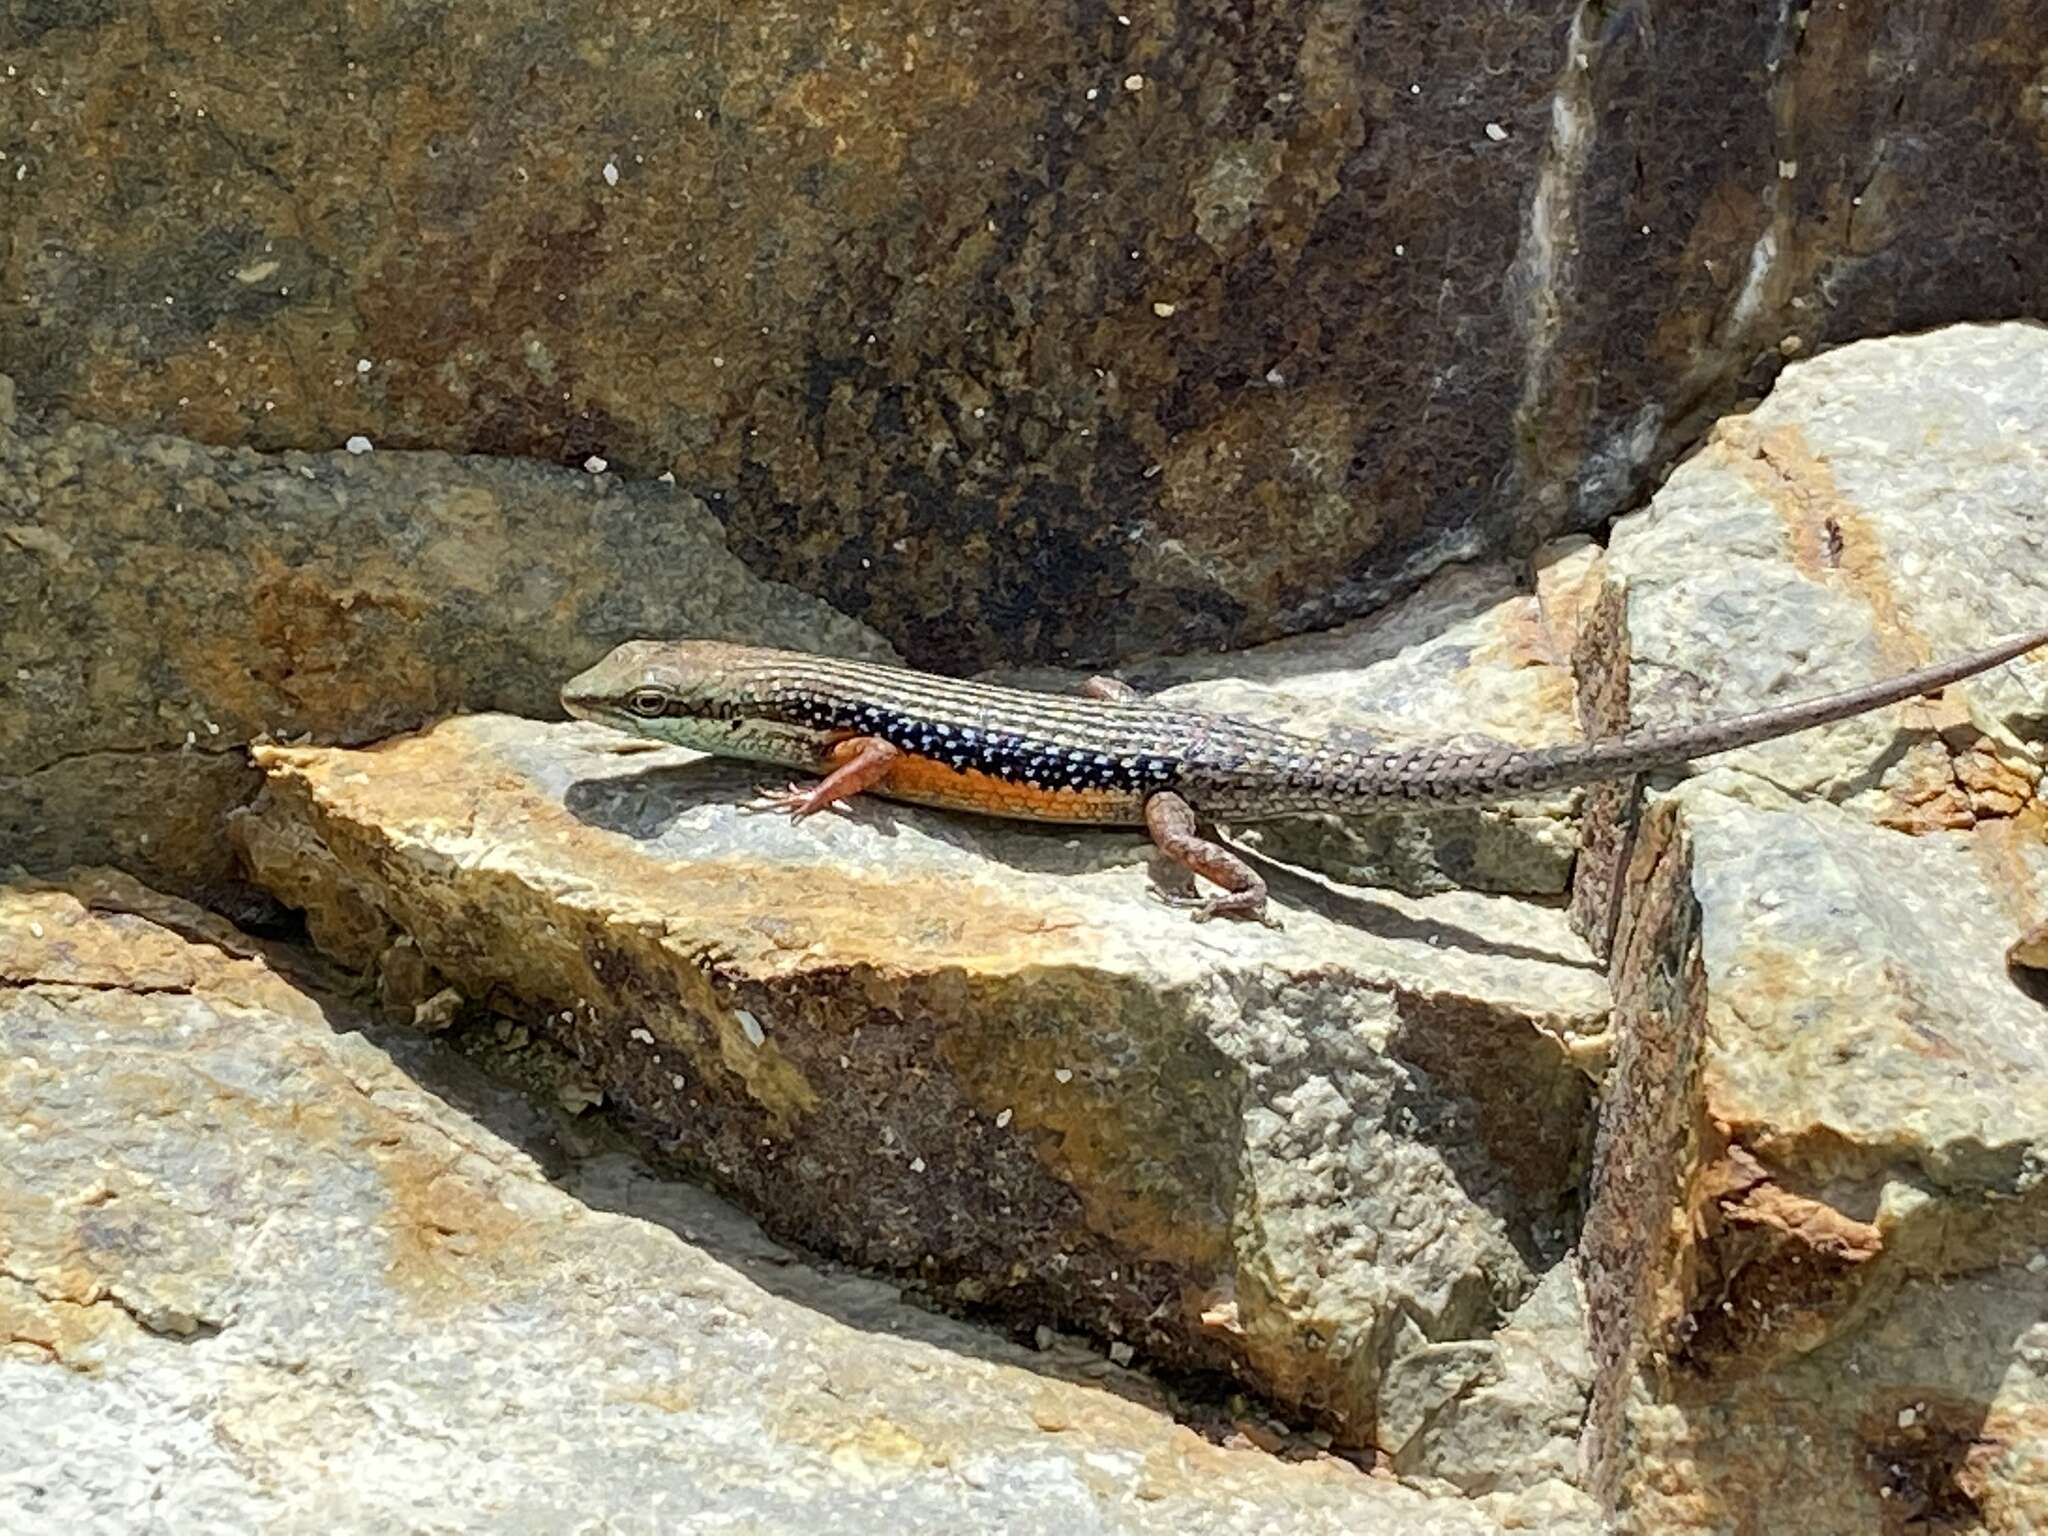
[755,736,902,819]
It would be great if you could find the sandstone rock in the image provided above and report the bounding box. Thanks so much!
[230,710,1611,1469]
[5,5,2042,668]
[0,396,892,901]
[1576,323,2048,1531]
[0,870,1600,1532]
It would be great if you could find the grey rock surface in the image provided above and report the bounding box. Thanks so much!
[1578,322,2048,1531]
[0,870,1601,1534]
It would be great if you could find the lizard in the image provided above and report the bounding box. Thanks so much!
[559,626,2048,923]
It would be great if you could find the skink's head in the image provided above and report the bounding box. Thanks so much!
[560,639,831,768]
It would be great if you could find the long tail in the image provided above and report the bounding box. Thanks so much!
[1403,626,2048,805]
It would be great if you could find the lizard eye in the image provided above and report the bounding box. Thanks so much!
[626,688,668,718]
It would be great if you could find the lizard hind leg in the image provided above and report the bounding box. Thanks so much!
[1142,791,1276,926]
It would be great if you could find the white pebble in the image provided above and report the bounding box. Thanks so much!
[1054,1068,1073,1084]
[1484,121,1507,141]
[735,1009,764,1047]
[995,1108,1013,1128]
[1123,74,1144,92]
[344,435,373,454]
[583,455,608,474]
[602,161,620,186]
[909,1157,926,1173]
[1109,1342,1134,1366]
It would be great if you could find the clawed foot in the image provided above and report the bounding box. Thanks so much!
[1151,887,1281,929]
[746,782,843,821]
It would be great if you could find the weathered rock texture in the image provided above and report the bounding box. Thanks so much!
[231,713,1610,1475]
[0,870,1601,1532]
[1577,323,2048,1531]
[0,376,890,903]
[5,2,2043,669]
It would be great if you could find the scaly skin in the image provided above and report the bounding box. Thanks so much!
[561,628,2048,922]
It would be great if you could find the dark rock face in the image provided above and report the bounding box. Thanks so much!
[6,2,2041,670]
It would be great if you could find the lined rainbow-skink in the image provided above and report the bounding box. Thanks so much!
[561,628,2048,922]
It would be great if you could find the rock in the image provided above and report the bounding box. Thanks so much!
[0,869,1601,1533]
[5,6,2043,669]
[1576,323,2048,1529]
[0,398,893,902]
[230,709,1611,1465]
[2010,920,2048,975]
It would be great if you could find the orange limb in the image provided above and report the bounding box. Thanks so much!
[756,736,902,820]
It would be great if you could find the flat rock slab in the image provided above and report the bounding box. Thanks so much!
[1577,323,2048,1529]
[0,871,1599,1532]
[233,710,1609,1471]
